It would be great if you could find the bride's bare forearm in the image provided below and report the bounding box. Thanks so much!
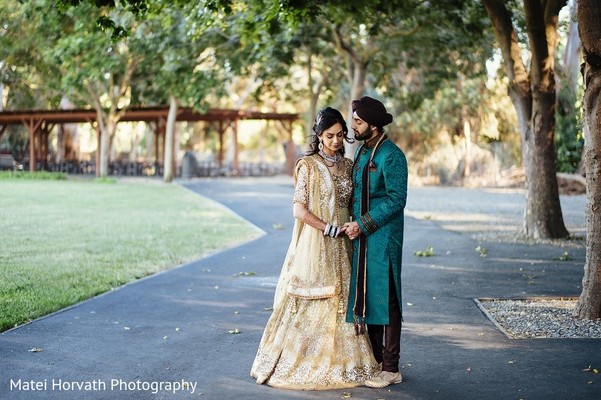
[293,202,326,230]
[293,202,342,237]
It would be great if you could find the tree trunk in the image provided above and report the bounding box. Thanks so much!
[483,0,569,239]
[58,97,79,163]
[95,107,120,178]
[522,88,569,238]
[305,50,329,139]
[96,111,108,178]
[343,59,367,157]
[163,95,178,183]
[574,0,601,319]
[461,103,472,177]
[332,25,369,158]
[306,52,317,138]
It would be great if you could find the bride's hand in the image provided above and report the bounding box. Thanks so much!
[344,221,362,240]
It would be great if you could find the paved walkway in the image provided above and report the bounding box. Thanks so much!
[1,177,599,399]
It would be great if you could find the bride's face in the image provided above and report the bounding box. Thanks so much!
[320,122,344,156]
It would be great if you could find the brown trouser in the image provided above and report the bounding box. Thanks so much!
[367,270,402,373]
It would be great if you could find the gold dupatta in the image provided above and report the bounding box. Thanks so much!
[273,156,343,308]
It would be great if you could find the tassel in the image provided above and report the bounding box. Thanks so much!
[353,316,366,336]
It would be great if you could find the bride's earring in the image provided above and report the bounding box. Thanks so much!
[318,140,324,151]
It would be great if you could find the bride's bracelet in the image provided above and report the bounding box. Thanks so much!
[323,223,340,238]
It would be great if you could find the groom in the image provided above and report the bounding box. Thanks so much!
[344,96,408,388]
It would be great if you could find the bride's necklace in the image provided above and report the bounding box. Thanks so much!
[319,150,342,167]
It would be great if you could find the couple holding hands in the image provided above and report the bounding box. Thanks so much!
[251,96,408,390]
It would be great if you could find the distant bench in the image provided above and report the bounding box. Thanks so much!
[0,154,18,171]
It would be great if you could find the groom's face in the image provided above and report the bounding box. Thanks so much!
[352,112,376,141]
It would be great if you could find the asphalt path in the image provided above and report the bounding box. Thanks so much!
[1,176,598,400]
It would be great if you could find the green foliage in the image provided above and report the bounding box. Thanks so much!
[55,0,149,39]
[129,2,226,109]
[555,80,584,173]
[0,171,67,180]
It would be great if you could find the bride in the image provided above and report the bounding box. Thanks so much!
[250,107,378,390]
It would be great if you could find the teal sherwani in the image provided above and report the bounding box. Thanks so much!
[346,138,408,325]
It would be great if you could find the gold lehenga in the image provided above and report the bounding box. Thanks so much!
[250,155,378,390]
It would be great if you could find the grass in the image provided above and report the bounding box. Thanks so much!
[0,178,262,332]
[0,171,68,180]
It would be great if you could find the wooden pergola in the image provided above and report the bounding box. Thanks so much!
[0,106,299,175]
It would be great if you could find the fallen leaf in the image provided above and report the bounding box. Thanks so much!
[264,307,273,311]
[407,302,414,306]
[273,223,283,230]
[28,347,42,353]
[508,360,514,364]
[466,367,472,373]
[234,311,240,315]
[414,245,434,257]
[175,327,181,332]
[228,328,241,334]
[163,336,169,340]
[340,392,352,398]
[233,271,257,277]
[582,365,598,373]
[553,251,572,261]
[475,245,488,256]
[124,326,130,330]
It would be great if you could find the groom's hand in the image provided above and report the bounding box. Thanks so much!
[343,221,363,240]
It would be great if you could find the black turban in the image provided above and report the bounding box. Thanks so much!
[351,96,393,127]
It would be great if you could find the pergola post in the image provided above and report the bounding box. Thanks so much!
[151,120,159,174]
[217,120,226,167]
[41,123,54,169]
[286,120,295,175]
[21,118,42,172]
[231,118,240,176]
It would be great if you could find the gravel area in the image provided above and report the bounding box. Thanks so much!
[406,186,598,339]
[477,298,601,339]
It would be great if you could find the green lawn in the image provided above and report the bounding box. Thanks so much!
[0,178,262,332]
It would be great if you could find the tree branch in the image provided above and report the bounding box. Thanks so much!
[524,0,565,91]
[482,0,530,94]
[332,24,362,65]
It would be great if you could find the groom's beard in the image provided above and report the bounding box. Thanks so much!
[353,126,373,141]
